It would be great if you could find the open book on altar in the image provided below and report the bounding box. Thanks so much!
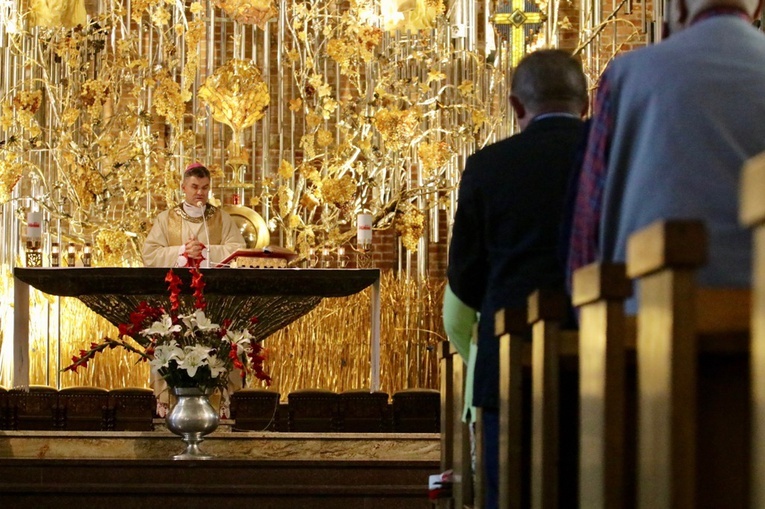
[216,245,298,268]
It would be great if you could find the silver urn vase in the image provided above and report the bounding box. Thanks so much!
[166,387,219,460]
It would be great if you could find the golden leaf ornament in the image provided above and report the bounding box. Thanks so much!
[198,59,270,134]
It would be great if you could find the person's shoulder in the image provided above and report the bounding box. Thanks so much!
[469,136,516,162]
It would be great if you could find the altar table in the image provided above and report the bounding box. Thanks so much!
[12,267,382,390]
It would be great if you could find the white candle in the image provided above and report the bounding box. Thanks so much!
[357,213,373,248]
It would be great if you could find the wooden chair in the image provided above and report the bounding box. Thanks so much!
[527,289,578,509]
[0,386,7,430]
[7,385,59,430]
[391,389,441,433]
[496,306,531,509]
[438,340,473,507]
[626,219,750,509]
[287,389,340,432]
[58,386,110,431]
[339,389,390,433]
[740,152,765,508]
[230,388,282,432]
[107,387,156,431]
[572,262,635,508]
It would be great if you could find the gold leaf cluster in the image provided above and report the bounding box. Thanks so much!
[0,153,25,204]
[373,107,421,151]
[198,59,270,134]
[395,205,425,252]
[214,0,278,29]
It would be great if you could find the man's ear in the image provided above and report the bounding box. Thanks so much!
[510,95,526,121]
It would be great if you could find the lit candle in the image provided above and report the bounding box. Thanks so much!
[82,242,92,267]
[51,243,59,267]
[337,246,348,268]
[67,242,76,267]
[321,247,331,268]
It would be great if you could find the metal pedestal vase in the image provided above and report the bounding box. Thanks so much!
[166,387,219,460]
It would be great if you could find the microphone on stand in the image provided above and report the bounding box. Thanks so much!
[197,200,210,268]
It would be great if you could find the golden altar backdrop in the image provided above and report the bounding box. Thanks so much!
[6,269,444,397]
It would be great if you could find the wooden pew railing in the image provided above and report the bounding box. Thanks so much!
[572,263,635,509]
[497,307,531,509]
[444,169,765,509]
[439,340,474,508]
[527,289,578,509]
[626,220,750,509]
[740,152,765,509]
[490,218,750,509]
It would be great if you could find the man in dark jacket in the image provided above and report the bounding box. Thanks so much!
[446,49,588,508]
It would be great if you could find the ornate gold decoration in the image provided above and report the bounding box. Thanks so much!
[380,0,446,32]
[213,0,278,29]
[198,59,270,137]
[491,0,548,66]
[9,271,443,397]
[221,205,270,249]
[28,0,87,28]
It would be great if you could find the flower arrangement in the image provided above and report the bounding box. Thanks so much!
[63,268,272,409]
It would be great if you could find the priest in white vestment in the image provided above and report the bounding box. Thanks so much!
[142,163,245,268]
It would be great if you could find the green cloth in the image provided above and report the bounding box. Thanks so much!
[442,283,478,423]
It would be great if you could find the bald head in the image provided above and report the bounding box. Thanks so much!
[668,0,761,33]
[510,49,588,130]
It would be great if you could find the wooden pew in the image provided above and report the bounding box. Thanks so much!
[739,152,765,508]
[497,307,531,509]
[527,290,578,509]
[626,220,750,509]
[572,262,635,509]
[439,340,474,508]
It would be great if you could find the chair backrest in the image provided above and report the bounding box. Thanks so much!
[58,386,110,431]
[391,389,440,433]
[230,388,282,432]
[287,389,340,432]
[0,386,7,430]
[338,389,390,433]
[8,385,59,430]
[107,387,156,431]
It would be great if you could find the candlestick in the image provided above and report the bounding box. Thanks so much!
[51,242,60,267]
[337,247,349,268]
[320,247,332,268]
[82,242,92,267]
[67,242,76,267]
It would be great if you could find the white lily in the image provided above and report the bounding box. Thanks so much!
[177,345,210,378]
[206,354,228,378]
[141,314,181,337]
[190,309,219,331]
[225,329,253,356]
[150,340,184,371]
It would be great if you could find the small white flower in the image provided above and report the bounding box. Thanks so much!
[206,354,228,378]
[191,309,219,331]
[150,340,183,371]
[141,314,181,337]
[177,345,210,378]
[225,329,253,355]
